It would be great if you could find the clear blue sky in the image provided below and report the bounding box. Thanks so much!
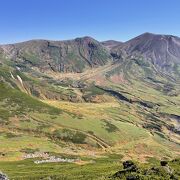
[0,0,180,44]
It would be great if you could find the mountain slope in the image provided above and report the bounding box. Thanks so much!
[101,40,122,49]
[112,32,180,76]
[0,36,112,73]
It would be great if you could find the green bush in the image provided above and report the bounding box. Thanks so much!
[53,129,87,144]
[103,120,119,133]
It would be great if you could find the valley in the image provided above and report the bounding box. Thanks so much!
[0,33,179,179]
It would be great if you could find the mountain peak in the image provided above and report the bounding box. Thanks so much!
[141,32,155,36]
[112,32,180,71]
[75,36,98,43]
[138,32,179,40]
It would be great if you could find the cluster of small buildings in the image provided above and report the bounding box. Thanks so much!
[34,156,78,164]
[23,152,49,159]
[23,152,80,164]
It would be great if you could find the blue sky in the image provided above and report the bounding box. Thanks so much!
[0,0,180,44]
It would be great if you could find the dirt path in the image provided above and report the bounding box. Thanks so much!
[29,115,111,150]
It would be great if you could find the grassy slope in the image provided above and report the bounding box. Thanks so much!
[0,56,180,179]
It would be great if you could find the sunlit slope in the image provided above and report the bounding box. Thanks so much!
[0,36,180,162]
[0,64,179,162]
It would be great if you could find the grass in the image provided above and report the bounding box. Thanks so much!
[0,155,121,180]
[0,80,178,162]
[0,134,62,161]
[0,156,179,179]
[0,82,61,116]
[38,100,150,144]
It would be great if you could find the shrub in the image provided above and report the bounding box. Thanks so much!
[102,120,119,133]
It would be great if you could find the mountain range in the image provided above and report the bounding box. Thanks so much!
[1,32,180,77]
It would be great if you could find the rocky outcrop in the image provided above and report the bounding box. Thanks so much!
[160,160,168,166]
[112,160,179,179]
[112,161,138,178]
[0,172,9,180]
[122,161,137,169]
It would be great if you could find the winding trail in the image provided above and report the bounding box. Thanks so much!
[30,115,111,150]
